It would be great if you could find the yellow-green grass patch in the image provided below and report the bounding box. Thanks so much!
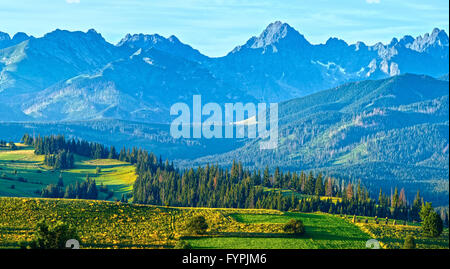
[186,212,371,249]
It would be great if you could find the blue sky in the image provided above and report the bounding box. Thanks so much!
[0,0,448,57]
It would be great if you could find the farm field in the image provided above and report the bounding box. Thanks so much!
[0,146,136,201]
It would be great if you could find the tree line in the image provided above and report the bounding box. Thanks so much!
[22,133,167,167]
[41,174,98,200]
[0,140,17,150]
[132,157,447,224]
[43,149,75,169]
[21,133,448,227]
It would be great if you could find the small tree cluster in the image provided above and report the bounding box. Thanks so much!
[186,216,208,235]
[283,219,305,235]
[44,150,74,170]
[420,202,443,237]
[0,141,18,150]
[21,220,80,249]
[41,175,98,200]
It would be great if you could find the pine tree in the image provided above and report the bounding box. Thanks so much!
[422,211,443,237]
[262,166,270,187]
[57,173,64,188]
[411,190,422,221]
[314,174,324,196]
[392,187,399,208]
[108,146,117,159]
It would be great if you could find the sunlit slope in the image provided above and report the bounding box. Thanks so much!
[0,197,370,249]
[0,145,136,200]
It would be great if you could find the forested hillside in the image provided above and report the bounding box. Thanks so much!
[188,74,449,206]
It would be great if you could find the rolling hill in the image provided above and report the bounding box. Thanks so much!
[0,144,136,201]
[187,74,449,205]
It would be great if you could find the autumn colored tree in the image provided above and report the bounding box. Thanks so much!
[346,183,354,199]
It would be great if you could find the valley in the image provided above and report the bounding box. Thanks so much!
[0,136,448,249]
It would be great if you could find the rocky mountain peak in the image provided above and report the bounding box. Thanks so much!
[251,21,308,48]
[407,28,449,52]
[0,31,10,41]
[11,32,29,43]
[325,37,348,48]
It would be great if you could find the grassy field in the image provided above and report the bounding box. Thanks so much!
[0,146,136,200]
[263,187,342,203]
[0,198,448,249]
[0,197,296,249]
[358,222,449,249]
[341,215,448,249]
[0,197,373,249]
[186,212,369,249]
[341,214,421,226]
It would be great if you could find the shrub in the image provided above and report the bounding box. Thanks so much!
[26,220,80,249]
[174,240,192,249]
[283,219,305,235]
[9,142,17,150]
[18,241,29,249]
[186,216,208,235]
[403,235,416,249]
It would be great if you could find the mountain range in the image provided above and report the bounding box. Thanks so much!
[0,22,448,122]
[0,22,448,205]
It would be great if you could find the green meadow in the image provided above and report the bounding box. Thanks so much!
[0,197,370,249]
[0,145,136,200]
[186,212,369,249]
